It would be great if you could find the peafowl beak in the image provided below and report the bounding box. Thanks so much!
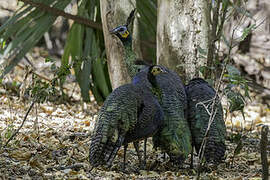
[109,28,118,34]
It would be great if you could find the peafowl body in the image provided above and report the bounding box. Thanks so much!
[185,78,226,163]
[89,66,164,168]
[132,64,192,164]
[110,9,192,165]
[151,68,191,164]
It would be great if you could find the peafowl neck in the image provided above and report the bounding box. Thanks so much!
[122,37,141,79]
[148,72,163,103]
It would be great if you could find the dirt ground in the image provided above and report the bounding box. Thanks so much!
[0,66,269,179]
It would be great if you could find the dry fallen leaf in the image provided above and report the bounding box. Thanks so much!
[233,176,243,180]
[84,120,90,127]
[29,155,44,171]
[10,150,32,161]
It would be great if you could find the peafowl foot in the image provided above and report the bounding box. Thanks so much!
[139,160,146,170]
[120,163,128,173]
[169,154,185,168]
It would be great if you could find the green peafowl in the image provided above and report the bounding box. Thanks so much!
[110,9,192,166]
[134,62,192,165]
[185,78,226,164]
[89,65,165,169]
[109,9,140,78]
[109,9,148,167]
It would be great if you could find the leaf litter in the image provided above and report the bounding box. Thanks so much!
[0,73,269,179]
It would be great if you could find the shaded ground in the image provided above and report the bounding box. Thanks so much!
[0,78,269,179]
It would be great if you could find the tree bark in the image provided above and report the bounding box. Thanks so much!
[100,0,137,89]
[157,0,208,82]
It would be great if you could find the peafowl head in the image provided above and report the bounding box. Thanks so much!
[150,66,167,76]
[148,65,167,87]
[110,25,131,43]
[109,9,136,44]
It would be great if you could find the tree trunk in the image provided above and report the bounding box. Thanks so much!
[157,0,208,82]
[100,0,137,89]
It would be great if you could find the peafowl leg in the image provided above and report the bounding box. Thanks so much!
[143,138,147,168]
[133,141,143,169]
[190,146,194,169]
[123,144,128,170]
[106,136,125,168]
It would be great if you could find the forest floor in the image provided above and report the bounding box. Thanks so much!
[0,64,269,180]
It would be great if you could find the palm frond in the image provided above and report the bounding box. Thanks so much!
[62,0,111,102]
[0,0,72,78]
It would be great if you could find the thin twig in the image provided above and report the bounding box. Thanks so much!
[196,1,234,178]
[4,100,36,148]
[16,63,72,92]
[196,107,218,179]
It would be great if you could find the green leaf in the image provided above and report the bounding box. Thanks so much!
[225,88,245,113]
[62,0,111,102]
[198,46,207,56]
[137,0,157,62]
[240,24,256,41]
[232,4,254,20]
[226,65,241,76]
[233,138,244,156]
[92,58,111,99]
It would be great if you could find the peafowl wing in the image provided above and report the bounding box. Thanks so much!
[185,78,226,163]
[152,71,192,165]
[89,81,164,168]
[89,84,140,167]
